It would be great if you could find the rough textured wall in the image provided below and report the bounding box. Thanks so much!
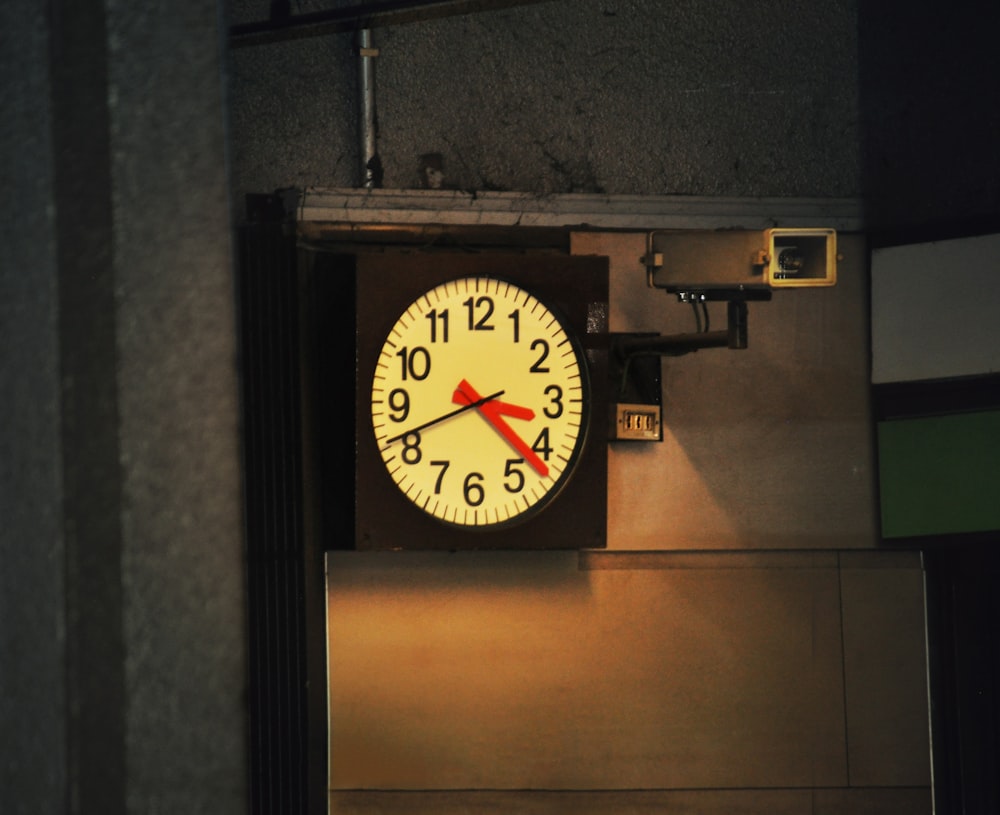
[1,1,248,813]
[226,0,861,204]
[0,2,67,812]
[106,1,249,811]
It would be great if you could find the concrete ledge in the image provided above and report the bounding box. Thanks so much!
[296,187,866,232]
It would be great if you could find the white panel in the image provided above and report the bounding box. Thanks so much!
[871,233,1000,384]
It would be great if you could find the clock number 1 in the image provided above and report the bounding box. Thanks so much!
[508,309,520,342]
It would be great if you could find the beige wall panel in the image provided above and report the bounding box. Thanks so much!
[573,232,876,550]
[330,787,931,815]
[331,788,812,815]
[328,552,846,790]
[840,552,931,786]
[813,786,932,815]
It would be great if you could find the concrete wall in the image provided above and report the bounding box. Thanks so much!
[1,1,246,813]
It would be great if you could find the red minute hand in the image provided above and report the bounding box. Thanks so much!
[453,379,549,477]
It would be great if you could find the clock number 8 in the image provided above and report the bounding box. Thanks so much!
[400,431,422,464]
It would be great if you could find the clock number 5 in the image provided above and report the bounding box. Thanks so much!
[503,459,526,493]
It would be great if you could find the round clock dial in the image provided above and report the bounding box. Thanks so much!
[370,275,590,529]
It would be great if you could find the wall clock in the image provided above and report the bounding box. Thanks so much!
[354,251,609,550]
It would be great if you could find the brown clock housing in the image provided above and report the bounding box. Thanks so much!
[352,251,609,550]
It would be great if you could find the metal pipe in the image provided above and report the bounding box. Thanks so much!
[357,29,380,189]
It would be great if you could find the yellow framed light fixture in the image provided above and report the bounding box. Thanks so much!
[764,227,838,288]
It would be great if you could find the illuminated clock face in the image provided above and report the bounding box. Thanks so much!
[370,276,590,529]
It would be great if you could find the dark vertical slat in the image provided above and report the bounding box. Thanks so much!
[237,203,316,815]
[49,0,127,811]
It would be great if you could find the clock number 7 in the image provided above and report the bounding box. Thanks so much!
[430,460,449,493]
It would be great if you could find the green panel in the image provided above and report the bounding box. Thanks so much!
[878,410,1000,539]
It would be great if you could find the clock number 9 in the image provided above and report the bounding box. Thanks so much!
[387,388,410,422]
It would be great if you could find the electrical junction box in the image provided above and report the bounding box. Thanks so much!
[647,228,837,293]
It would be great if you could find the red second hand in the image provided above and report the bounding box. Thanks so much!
[453,379,549,477]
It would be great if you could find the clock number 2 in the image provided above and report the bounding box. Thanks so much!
[529,339,550,373]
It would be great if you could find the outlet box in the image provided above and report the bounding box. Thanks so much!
[609,333,663,442]
[614,403,662,441]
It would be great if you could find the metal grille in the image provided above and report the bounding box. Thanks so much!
[237,201,312,815]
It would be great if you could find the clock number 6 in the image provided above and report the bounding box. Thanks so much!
[463,472,485,507]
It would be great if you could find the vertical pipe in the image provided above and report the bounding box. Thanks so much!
[357,29,379,189]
